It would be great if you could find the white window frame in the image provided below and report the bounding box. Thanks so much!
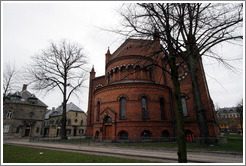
[6,112,13,119]
[3,125,10,133]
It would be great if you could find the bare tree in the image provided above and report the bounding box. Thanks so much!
[3,63,19,97]
[28,39,88,139]
[115,2,242,162]
[174,3,243,145]
[118,3,188,162]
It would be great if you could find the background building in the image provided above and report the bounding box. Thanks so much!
[216,107,242,133]
[44,102,87,137]
[3,84,47,138]
[86,38,220,141]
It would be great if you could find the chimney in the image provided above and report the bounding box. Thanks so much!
[22,84,28,91]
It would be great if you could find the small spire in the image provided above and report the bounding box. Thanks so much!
[91,65,95,73]
[153,28,160,41]
[106,47,111,55]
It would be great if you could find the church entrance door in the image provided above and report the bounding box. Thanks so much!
[104,125,112,140]
[103,115,113,140]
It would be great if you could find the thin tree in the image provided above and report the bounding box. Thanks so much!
[115,2,242,161]
[174,3,243,145]
[118,3,188,162]
[28,39,88,139]
[3,62,19,97]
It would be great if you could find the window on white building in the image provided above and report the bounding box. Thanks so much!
[3,125,10,133]
[6,112,13,119]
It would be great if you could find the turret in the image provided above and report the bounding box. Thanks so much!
[153,28,161,50]
[105,47,111,64]
[90,65,95,79]
[87,65,96,132]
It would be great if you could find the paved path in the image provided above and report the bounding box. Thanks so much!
[3,139,243,163]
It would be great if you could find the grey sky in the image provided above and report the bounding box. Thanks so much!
[2,2,244,111]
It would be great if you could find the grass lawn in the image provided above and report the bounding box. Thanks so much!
[107,135,243,152]
[33,134,243,153]
[3,144,155,163]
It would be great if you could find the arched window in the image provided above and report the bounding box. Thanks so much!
[110,70,114,82]
[95,131,99,139]
[120,66,126,80]
[97,101,100,121]
[6,111,13,119]
[127,65,134,79]
[107,72,110,84]
[119,131,128,140]
[80,120,84,126]
[103,116,112,123]
[115,67,120,81]
[120,98,126,119]
[160,98,165,120]
[135,65,141,79]
[148,67,152,81]
[181,97,188,116]
[141,130,151,140]
[142,68,148,80]
[142,97,148,120]
[185,130,194,142]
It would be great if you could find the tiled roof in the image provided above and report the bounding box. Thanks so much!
[48,102,84,117]
[217,107,237,113]
[45,109,53,119]
[4,90,47,107]
[109,38,158,61]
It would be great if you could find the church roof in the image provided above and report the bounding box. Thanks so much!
[109,38,158,61]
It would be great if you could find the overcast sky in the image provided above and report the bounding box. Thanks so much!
[2,2,244,112]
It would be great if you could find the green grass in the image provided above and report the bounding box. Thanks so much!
[110,135,243,152]
[34,134,244,153]
[185,137,243,152]
[223,134,243,138]
[3,144,155,163]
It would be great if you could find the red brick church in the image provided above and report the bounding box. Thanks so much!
[86,38,220,141]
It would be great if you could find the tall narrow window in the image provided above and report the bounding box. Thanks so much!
[160,98,165,120]
[107,73,110,84]
[97,101,100,121]
[148,68,153,81]
[181,97,188,116]
[6,111,13,119]
[67,119,71,125]
[120,98,126,119]
[3,125,10,133]
[142,97,148,120]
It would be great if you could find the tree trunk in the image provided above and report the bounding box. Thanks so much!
[170,59,187,163]
[188,55,210,145]
[61,83,67,140]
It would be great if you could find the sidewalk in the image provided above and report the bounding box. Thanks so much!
[3,139,243,163]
